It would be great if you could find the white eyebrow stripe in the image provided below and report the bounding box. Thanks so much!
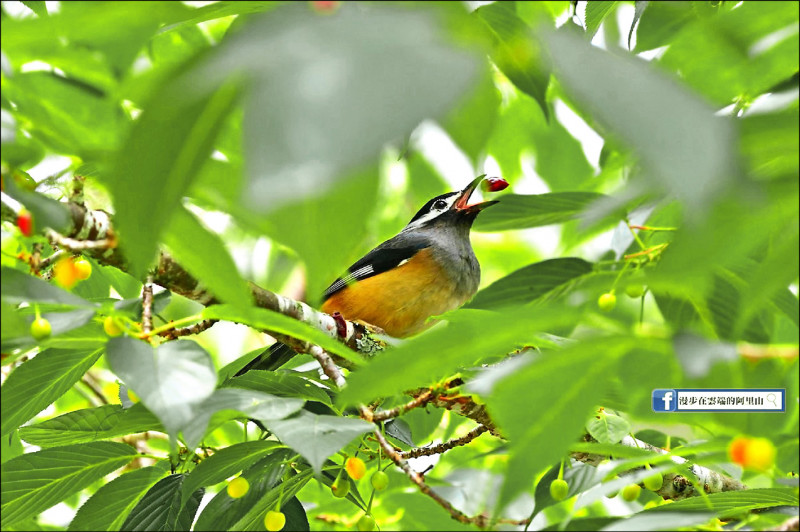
[404,195,458,231]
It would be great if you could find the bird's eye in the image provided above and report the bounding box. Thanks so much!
[433,199,448,210]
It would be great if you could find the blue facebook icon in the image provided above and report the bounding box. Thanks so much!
[653,389,677,412]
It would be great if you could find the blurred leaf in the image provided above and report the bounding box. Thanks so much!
[181,388,304,450]
[263,410,372,473]
[339,306,580,406]
[18,404,161,448]
[110,79,240,278]
[633,1,695,52]
[740,108,799,181]
[489,337,638,509]
[163,206,250,308]
[0,442,136,528]
[0,348,103,438]
[468,258,594,309]
[672,333,737,379]
[628,1,649,50]
[1,72,119,157]
[180,440,284,508]
[105,337,216,439]
[262,164,380,304]
[645,488,798,517]
[202,304,360,365]
[474,192,608,231]
[226,371,332,405]
[545,26,737,216]
[442,67,501,163]
[67,464,169,532]
[119,474,203,532]
[474,1,551,118]
[584,1,618,40]
[586,411,630,444]
[1,179,71,235]
[199,2,483,211]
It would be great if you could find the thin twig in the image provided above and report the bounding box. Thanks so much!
[158,319,218,340]
[400,425,489,459]
[46,229,115,251]
[307,344,346,388]
[81,372,109,405]
[142,276,154,335]
[370,390,435,422]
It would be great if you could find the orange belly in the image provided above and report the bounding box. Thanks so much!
[320,248,464,338]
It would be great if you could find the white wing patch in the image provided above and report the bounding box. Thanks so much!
[323,264,374,298]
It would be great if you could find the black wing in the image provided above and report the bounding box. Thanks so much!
[322,238,430,300]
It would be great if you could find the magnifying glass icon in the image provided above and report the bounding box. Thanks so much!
[766,393,778,407]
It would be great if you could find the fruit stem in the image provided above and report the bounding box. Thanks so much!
[138,313,204,339]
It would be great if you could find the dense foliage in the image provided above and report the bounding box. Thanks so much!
[1,1,798,531]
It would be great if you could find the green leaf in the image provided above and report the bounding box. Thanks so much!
[202,304,360,365]
[181,388,304,450]
[226,371,333,405]
[0,442,136,528]
[67,464,169,532]
[474,192,608,232]
[586,411,631,444]
[228,469,314,532]
[545,27,737,214]
[110,79,240,278]
[216,2,481,213]
[105,337,216,438]
[180,441,284,508]
[119,474,203,532]
[18,404,161,448]
[339,306,580,407]
[1,267,94,308]
[442,70,501,163]
[0,348,103,438]
[584,1,618,40]
[163,206,250,308]
[740,108,799,181]
[633,0,695,52]
[491,337,637,510]
[644,488,798,517]
[2,178,72,235]
[263,411,373,473]
[474,1,551,118]
[467,258,594,309]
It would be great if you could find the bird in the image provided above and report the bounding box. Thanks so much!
[235,175,505,376]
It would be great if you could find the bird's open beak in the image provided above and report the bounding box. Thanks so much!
[454,175,499,214]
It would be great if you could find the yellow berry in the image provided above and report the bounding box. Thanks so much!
[53,256,81,289]
[227,476,249,498]
[598,292,617,312]
[103,316,124,337]
[549,478,569,501]
[30,317,52,340]
[264,510,285,531]
[621,484,641,501]
[73,258,92,280]
[345,457,366,480]
[742,437,776,472]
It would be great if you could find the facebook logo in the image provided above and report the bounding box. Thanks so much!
[653,389,677,412]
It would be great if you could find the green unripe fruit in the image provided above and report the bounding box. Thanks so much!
[643,472,663,491]
[331,478,349,498]
[625,283,645,298]
[598,292,617,312]
[621,483,641,501]
[549,478,569,501]
[357,514,376,531]
[30,317,52,340]
[371,470,389,491]
[264,510,285,531]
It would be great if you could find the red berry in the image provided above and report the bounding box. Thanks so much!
[481,177,509,192]
[17,208,33,237]
[311,1,340,12]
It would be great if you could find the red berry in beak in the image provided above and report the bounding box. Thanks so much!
[481,177,509,192]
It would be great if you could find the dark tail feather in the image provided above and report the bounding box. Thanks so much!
[234,342,297,376]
